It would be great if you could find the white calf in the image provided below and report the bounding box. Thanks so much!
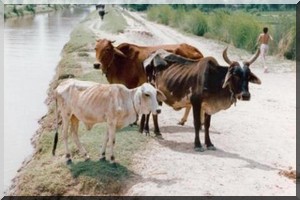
[52,79,165,164]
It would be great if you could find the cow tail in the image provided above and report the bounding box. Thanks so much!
[52,96,59,156]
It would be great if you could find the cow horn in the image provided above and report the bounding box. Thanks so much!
[247,48,261,65]
[114,48,126,58]
[223,47,233,65]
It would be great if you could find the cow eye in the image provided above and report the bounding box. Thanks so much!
[144,94,150,97]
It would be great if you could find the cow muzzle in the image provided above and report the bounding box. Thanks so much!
[237,92,251,101]
[151,108,161,115]
[93,62,101,69]
[156,109,161,114]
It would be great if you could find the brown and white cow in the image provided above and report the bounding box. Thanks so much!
[144,48,261,152]
[52,79,166,164]
[93,39,204,134]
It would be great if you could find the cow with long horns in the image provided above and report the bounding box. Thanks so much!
[144,47,261,151]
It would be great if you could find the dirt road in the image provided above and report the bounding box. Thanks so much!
[90,8,296,196]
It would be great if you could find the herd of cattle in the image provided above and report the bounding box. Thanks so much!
[52,37,261,164]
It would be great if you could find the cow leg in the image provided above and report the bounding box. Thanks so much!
[204,113,216,150]
[139,114,146,134]
[70,116,89,160]
[144,114,150,135]
[107,123,117,164]
[178,106,191,126]
[100,128,109,161]
[152,114,161,136]
[62,115,72,164]
[191,95,204,152]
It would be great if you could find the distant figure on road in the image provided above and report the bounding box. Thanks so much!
[96,4,107,20]
[98,10,108,20]
[257,27,273,73]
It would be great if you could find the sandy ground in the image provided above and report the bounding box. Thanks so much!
[90,8,296,196]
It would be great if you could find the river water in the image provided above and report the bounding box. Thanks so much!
[4,6,93,192]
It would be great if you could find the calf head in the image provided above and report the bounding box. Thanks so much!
[136,83,166,115]
[93,39,126,73]
[222,47,261,101]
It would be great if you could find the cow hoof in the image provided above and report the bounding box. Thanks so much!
[66,159,72,165]
[194,147,205,152]
[177,121,185,126]
[85,157,91,162]
[99,157,106,162]
[154,131,162,136]
[207,146,217,151]
[154,133,163,140]
[131,122,138,127]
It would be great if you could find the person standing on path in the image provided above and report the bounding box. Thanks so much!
[257,27,273,73]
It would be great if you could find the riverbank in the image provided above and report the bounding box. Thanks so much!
[4,5,76,19]
[8,7,150,195]
[4,6,96,194]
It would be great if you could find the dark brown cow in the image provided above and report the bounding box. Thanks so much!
[93,39,203,134]
[144,48,261,151]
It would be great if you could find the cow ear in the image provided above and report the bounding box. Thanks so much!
[222,73,232,88]
[249,72,261,85]
[144,53,157,69]
[156,89,166,102]
[153,55,168,69]
[222,66,235,88]
[114,48,126,58]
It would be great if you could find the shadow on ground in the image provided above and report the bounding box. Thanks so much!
[156,126,278,171]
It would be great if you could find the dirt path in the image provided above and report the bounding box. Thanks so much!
[90,8,296,196]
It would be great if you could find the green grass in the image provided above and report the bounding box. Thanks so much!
[20,122,149,195]
[63,24,97,54]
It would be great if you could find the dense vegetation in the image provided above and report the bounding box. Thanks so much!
[125,4,296,60]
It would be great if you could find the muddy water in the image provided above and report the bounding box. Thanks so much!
[4,6,93,191]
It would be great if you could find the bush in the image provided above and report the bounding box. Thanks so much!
[208,10,231,42]
[25,5,36,14]
[226,12,260,51]
[181,10,208,36]
[169,7,185,27]
[278,25,296,59]
[12,5,19,16]
[147,5,175,25]
[274,15,296,59]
